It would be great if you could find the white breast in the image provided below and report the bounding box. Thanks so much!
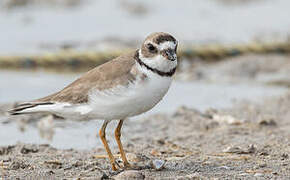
[85,69,172,120]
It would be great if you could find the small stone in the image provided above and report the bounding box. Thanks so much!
[258,117,277,126]
[223,144,256,154]
[151,159,166,170]
[113,170,144,180]
[212,114,241,125]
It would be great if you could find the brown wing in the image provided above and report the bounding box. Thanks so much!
[36,51,137,104]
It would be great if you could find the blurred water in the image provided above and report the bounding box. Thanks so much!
[0,0,290,55]
[0,70,287,149]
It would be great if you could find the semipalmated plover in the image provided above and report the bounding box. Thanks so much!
[9,32,178,171]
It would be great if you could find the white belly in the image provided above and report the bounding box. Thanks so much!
[84,74,172,120]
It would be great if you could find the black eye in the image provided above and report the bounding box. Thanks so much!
[147,43,156,52]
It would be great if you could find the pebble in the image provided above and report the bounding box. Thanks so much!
[258,117,277,126]
[223,144,256,154]
[212,114,242,125]
[151,159,166,170]
[113,170,144,180]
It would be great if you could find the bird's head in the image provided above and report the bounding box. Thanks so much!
[138,32,178,73]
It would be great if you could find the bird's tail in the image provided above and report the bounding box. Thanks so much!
[8,102,55,115]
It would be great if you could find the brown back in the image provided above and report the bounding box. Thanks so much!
[36,51,137,104]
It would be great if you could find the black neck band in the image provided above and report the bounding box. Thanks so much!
[134,50,176,77]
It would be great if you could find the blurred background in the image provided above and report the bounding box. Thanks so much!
[0,0,290,149]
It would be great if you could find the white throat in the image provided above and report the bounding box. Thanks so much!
[138,49,177,73]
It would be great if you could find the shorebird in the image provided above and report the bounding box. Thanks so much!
[9,32,178,171]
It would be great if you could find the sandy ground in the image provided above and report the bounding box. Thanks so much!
[0,55,290,179]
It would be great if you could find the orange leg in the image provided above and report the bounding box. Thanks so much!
[99,120,118,171]
[114,119,130,168]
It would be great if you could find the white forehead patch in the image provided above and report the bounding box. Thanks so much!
[158,41,176,50]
